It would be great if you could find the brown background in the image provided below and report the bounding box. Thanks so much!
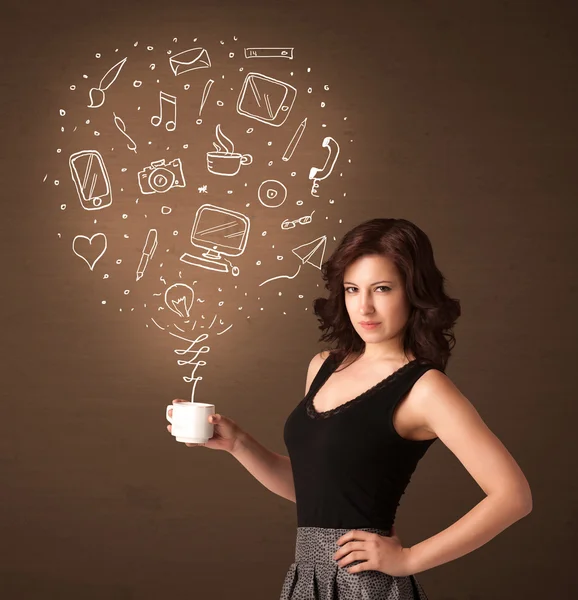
[1,0,577,598]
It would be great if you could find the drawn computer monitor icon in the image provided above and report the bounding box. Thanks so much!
[69,150,113,210]
[180,204,251,275]
[236,72,297,127]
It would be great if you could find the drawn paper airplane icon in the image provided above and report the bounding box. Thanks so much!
[292,235,326,270]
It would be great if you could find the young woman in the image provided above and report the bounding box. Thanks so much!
[167,218,532,599]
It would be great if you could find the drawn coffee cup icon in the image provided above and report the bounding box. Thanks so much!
[207,151,253,176]
[207,124,253,177]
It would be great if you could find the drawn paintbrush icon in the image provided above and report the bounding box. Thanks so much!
[88,57,128,109]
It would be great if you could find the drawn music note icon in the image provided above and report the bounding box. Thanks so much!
[151,91,177,131]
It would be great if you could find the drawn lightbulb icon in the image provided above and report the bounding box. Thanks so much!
[164,283,194,318]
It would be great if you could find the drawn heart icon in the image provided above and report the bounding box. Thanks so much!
[72,233,108,270]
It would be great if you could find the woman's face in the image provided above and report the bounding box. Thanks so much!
[343,254,411,350]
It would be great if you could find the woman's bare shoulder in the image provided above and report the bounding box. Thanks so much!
[304,351,332,395]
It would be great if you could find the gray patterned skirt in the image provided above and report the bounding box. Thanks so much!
[279,527,429,600]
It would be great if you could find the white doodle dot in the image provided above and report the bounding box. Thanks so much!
[54,180,59,185]
[161,206,171,214]
[95,53,101,58]
[134,41,138,46]
[218,301,224,307]
[267,141,272,146]
[307,67,311,73]
[124,290,130,295]
[59,109,66,116]
[94,131,100,136]
[60,127,64,132]
[291,172,296,176]
[217,100,224,106]
[183,144,189,149]
[56,148,61,153]
[83,74,88,79]
[239,67,244,72]
[116,259,122,264]
[321,102,326,107]
[102,300,106,304]
[227,190,233,194]
[307,87,312,93]
[262,231,267,236]
[348,159,352,163]
[277,255,283,260]
[324,85,330,91]
[268,161,273,166]
[184,84,190,90]
[123,234,129,238]
[167,50,172,55]
[60,204,66,210]
[147,46,153,51]
[121,167,127,172]
[299,294,304,298]
[133,80,142,87]
[246,128,253,134]
[148,141,152,144]
[322,124,327,128]
[173,231,178,236]
[70,85,76,91]
[173,37,178,42]
[344,116,348,120]
[103,274,109,279]
[296,200,303,206]
[138,107,141,110]
[256,260,261,266]
[194,38,197,42]
[329,199,335,204]
[150,64,155,70]
[122,214,128,219]
[229,52,234,58]
[85,119,90,124]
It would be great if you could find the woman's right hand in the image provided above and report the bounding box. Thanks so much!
[166,399,244,454]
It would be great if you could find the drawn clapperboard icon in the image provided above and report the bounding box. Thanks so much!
[236,73,297,127]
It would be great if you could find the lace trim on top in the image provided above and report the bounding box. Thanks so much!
[305,358,422,420]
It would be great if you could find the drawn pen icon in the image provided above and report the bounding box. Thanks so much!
[282,117,307,161]
[136,228,158,281]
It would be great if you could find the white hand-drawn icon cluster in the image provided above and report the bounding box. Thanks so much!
[53,37,349,398]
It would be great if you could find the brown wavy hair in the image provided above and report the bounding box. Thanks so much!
[313,218,461,372]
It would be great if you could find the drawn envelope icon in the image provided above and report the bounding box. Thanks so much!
[169,48,212,76]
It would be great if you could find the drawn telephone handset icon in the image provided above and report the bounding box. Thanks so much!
[308,136,340,197]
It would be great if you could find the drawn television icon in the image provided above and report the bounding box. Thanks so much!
[236,72,297,127]
[180,204,251,276]
[69,150,112,211]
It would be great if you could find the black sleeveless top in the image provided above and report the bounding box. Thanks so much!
[283,354,442,531]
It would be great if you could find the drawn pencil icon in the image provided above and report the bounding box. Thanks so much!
[136,228,158,281]
[88,57,127,109]
[282,118,307,161]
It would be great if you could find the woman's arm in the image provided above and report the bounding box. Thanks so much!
[406,370,533,574]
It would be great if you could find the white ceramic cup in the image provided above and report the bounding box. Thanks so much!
[166,402,215,443]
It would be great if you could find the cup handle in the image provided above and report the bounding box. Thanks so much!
[241,154,253,166]
[166,405,173,424]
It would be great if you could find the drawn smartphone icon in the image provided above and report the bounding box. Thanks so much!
[69,150,113,210]
[236,72,297,127]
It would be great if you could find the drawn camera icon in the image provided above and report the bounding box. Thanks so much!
[138,158,186,195]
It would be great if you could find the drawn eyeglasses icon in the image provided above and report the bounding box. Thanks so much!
[281,211,315,230]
